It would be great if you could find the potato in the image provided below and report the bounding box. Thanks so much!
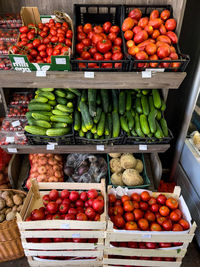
[0,214,5,223]
[13,194,23,206]
[6,211,16,221]
[135,159,144,173]
[5,208,12,215]
[12,206,18,212]
[122,169,143,186]
[19,193,26,199]
[120,153,137,169]
[110,158,123,173]
[0,198,6,210]
[17,205,23,212]
[0,208,6,215]
[111,173,124,186]
[1,191,10,199]
[5,197,14,208]
[109,153,121,158]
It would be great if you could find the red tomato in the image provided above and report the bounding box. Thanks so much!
[166,198,179,210]
[87,189,98,199]
[19,26,29,33]
[88,31,94,40]
[141,191,151,202]
[148,197,157,206]
[83,23,92,34]
[64,214,75,220]
[114,37,122,46]
[65,39,72,47]
[110,26,120,34]
[66,30,73,39]
[133,26,142,35]
[161,10,171,21]
[115,199,122,206]
[94,214,100,221]
[97,39,112,54]
[124,30,133,40]
[108,32,117,42]
[92,199,104,213]
[49,189,59,201]
[150,204,159,213]
[165,19,176,31]
[76,43,85,54]
[146,242,158,249]
[150,222,162,231]
[112,52,123,60]
[157,216,166,225]
[68,208,77,215]
[162,219,173,231]
[77,25,83,32]
[77,32,86,42]
[128,8,142,21]
[179,219,190,230]
[173,223,183,231]
[124,212,134,222]
[140,202,149,211]
[159,242,172,248]
[170,209,182,222]
[133,209,144,221]
[88,47,97,56]
[56,198,62,205]
[52,49,60,56]
[46,47,53,56]
[46,202,58,214]
[109,194,116,204]
[42,194,50,206]
[159,206,170,216]
[121,195,130,203]
[93,25,103,34]
[156,194,167,205]
[123,200,134,212]
[138,218,149,230]
[145,210,156,222]
[82,38,91,46]
[69,191,79,202]
[76,213,88,221]
[51,36,58,43]
[92,33,103,45]
[85,207,96,219]
[112,46,121,54]
[59,203,69,214]
[125,221,138,230]
[114,215,125,228]
[31,209,45,220]
[131,193,141,202]
[80,191,88,202]
[127,242,138,248]
[75,199,84,207]
[93,53,104,61]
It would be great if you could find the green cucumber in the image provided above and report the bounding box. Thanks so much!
[112,111,120,138]
[161,99,166,111]
[32,113,50,121]
[96,92,101,105]
[107,113,112,138]
[56,104,73,113]
[86,132,93,139]
[26,111,51,119]
[52,110,69,116]
[149,95,156,112]
[126,111,134,130]
[52,122,68,128]
[67,102,73,108]
[156,110,162,120]
[152,89,162,109]
[46,127,71,136]
[131,128,137,136]
[39,91,55,100]
[50,116,73,124]
[97,112,105,136]
[142,89,149,95]
[126,92,132,111]
[135,97,143,114]
[135,113,145,137]
[119,91,126,115]
[91,124,97,134]
[26,112,33,120]
[74,111,81,131]
[120,116,129,133]
[28,103,51,111]
[101,90,109,113]
[88,89,97,117]
[79,129,85,137]
[94,107,102,124]
[141,95,149,116]
[112,89,118,112]
[155,120,164,139]
[56,97,67,105]
[25,125,47,135]
[39,88,54,92]
[94,133,100,139]
[30,96,48,103]
[105,119,110,136]
[66,92,75,99]
[67,88,81,96]
[81,120,88,133]
[81,90,87,102]
[48,100,57,106]
[34,120,51,128]
[148,109,157,133]
[28,118,37,126]
[55,89,66,98]
[131,109,135,117]
[160,118,169,137]
[79,101,93,130]
[140,114,150,135]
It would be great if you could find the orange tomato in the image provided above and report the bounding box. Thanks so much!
[138,218,149,230]
[145,210,156,222]
[131,193,141,202]
[125,221,138,230]
[159,206,170,217]
[126,40,135,48]
[121,195,130,203]
[124,30,133,40]
[123,200,134,212]
[150,222,162,231]
[128,45,139,56]
[172,223,183,231]
[141,191,151,202]
[179,219,190,230]
[166,198,179,210]
[133,209,144,221]
[124,212,134,222]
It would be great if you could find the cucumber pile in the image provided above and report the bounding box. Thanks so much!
[74,89,121,139]
[25,88,80,136]
[122,89,169,139]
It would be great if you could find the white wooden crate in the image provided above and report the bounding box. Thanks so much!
[103,186,196,267]
[17,179,106,267]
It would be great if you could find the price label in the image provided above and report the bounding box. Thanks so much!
[6,137,14,143]
[61,223,70,229]
[142,71,152,78]
[147,68,164,73]
[14,57,26,65]
[96,145,104,151]
[12,120,20,127]
[84,72,94,78]
[46,144,55,150]
[139,144,147,151]
[72,233,80,238]
[56,58,66,65]
[142,234,151,239]
[36,70,46,77]
[7,148,17,153]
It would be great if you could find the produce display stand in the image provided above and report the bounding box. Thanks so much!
[103,186,196,267]
[17,179,106,267]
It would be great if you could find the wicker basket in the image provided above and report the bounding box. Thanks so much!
[0,189,26,262]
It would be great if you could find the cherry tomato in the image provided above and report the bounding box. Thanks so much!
[83,23,92,34]
[33,39,41,48]
[19,26,29,33]
[46,47,53,56]
[40,31,48,38]
[51,36,58,43]
[30,49,38,58]
[38,44,46,51]
[26,43,34,50]
[66,30,73,39]
[27,32,35,40]
[39,51,47,58]
[53,49,60,56]
[77,25,83,32]
[65,39,72,47]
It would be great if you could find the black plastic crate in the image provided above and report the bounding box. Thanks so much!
[25,131,75,145]
[121,5,190,72]
[71,4,130,71]
[124,129,173,145]
[75,132,125,145]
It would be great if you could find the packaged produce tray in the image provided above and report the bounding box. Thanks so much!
[125,128,173,145]
[0,56,12,70]
[0,131,27,145]
[25,131,75,145]
[71,4,130,71]
[10,91,34,105]
[121,5,190,72]
[107,153,150,188]
[1,118,27,132]
[0,29,18,42]
[0,14,22,29]
[0,39,16,55]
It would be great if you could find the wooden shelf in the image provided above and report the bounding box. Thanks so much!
[2,144,170,154]
[0,71,186,89]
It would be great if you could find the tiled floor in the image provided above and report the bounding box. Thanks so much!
[0,239,199,267]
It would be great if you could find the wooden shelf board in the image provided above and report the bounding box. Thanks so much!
[0,71,186,89]
[2,144,170,154]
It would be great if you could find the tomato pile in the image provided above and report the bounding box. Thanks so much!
[0,56,12,70]
[108,191,190,231]
[0,29,18,41]
[7,105,28,117]
[0,14,22,29]
[10,92,33,105]
[75,22,123,69]
[11,18,73,63]
[26,188,104,221]
[111,240,183,248]
[1,118,26,131]
[122,8,179,69]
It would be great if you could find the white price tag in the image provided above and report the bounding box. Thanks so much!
[142,71,152,78]
[84,72,94,78]
[14,57,26,65]
[96,145,104,151]
[72,233,80,238]
[12,120,20,127]
[61,223,70,229]
[36,70,46,77]
[147,68,164,73]
[46,144,55,150]
[6,137,14,143]
[142,234,152,239]
[56,58,66,65]
[48,142,58,146]
[7,148,17,153]
[139,144,147,151]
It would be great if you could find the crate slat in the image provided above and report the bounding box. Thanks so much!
[28,259,102,267]
[22,242,104,250]
[25,250,103,257]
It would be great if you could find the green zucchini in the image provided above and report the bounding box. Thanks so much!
[152,89,162,109]
[101,90,109,113]
[88,89,97,117]
[25,125,47,135]
[135,113,145,137]
[119,91,126,115]
[96,92,101,105]
[112,89,118,112]
[86,132,93,139]
[131,128,137,136]
[126,111,134,130]
[94,107,102,124]
[81,119,88,133]
[112,111,120,138]
[160,118,169,137]
[120,116,129,133]
[79,101,93,130]
[135,97,143,114]
[55,89,66,98]
[97,112,105,136]
[141,95,149,116]
[79,129,85,137]
[91,124,97,134]
[74,111,81,131]
[140,114,150,135]
[105,119,110,136]
[32,113,50,121]
[126,92,132,111]
[50,116,73,124]
[156,110,162,120]
[148,109,157,133]
[56,97,67,105]
[81,90,87,102]
[28,103,51,111]
[34,120,51,128]
[108,113,112,138]
[46,127,71,136]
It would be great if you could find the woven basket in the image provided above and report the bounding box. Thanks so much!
[0,189,26,262]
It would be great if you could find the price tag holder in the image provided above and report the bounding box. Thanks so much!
[7,148,17,153]
[96,145,104,151]
[142,234,151,239]
[14,57,26,65]
[139,144,147,151]
[46,144,55,150]
[142,71,152,78]
[36,70,46,77]
[147,68,164,73]
[6,137,14,143]
[72,233,80,238]
[12,120,20,127]
[61,223,70,229]
[56,58,66,65]
[84,72,94,78]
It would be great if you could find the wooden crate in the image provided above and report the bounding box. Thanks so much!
[17,178,106,267]
[103,186,196,267]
